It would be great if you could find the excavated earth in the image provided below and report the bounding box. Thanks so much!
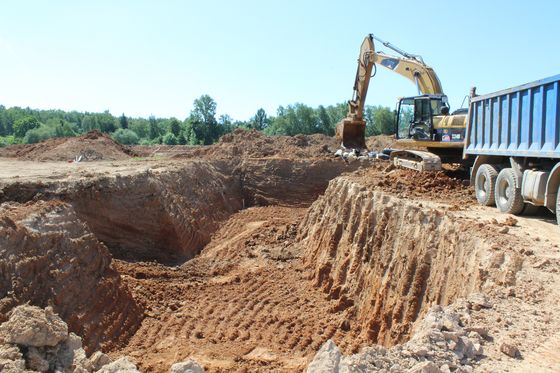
[1,130,560,372]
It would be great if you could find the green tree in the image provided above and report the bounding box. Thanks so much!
[317,105,333,135]
[177,132,187,145]
[189,95,219,145]
[250,108,268,130]
[129,118,149,139]
[148,115,159,139]
[112,128,139,145]
[162,132,177,145]
[372,106,395,135]
[119,113,129,129]
[13,116,40,138]
[82,115,98,132]
[95,111,117,133]
[169,118,181,137]
[265,103,318,136]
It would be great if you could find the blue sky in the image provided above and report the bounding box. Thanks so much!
[0,0,558,121]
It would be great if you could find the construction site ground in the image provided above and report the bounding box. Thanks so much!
[1,130,559,372]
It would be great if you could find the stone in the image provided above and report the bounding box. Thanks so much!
[26,347,50,372]
[456,365,474,373]
[90,351,112,371]
[412,347,429,357]
[460,337,475,359]
[473,343,483,356]
[439,364,451,373]
[170,358,204,373]
[97,357,141,373]
[500,342,520,358]
[465,326,488,338]
[0,305,68,347]
[307,339,342,372]
[409,361,441,373]
[467,293,492,310]
[0,344,25,372]
[442,331,460,342]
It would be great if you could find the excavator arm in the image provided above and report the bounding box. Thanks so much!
[336,34,444,149]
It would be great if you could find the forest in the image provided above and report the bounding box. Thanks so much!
[0,95,395,147]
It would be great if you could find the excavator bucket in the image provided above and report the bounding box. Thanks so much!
[335,118,367,150]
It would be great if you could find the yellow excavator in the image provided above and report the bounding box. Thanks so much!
[336,34,469,171]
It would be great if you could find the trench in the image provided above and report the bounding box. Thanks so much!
[1,159,519,371]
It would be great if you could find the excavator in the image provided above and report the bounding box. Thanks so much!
[335,34,469,171]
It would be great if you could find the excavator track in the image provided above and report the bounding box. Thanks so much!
[389,150,442,171]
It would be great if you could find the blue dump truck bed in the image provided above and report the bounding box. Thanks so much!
[464,74,560,159]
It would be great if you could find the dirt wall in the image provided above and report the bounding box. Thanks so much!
[299,177,522,346]
[0,201,142,352]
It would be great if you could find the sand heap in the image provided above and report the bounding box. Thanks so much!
[0,130,136,161]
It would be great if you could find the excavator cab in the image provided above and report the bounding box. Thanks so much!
[396,95,449,141]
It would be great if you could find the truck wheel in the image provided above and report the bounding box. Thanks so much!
[557,185,560,225]
[495,168,524,215]
[475,164,498,206]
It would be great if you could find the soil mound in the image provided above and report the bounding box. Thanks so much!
[0,130,137,161]
[366,134,396,151]
[345,163,473,205]
[178,129,340,160]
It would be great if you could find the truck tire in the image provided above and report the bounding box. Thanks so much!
[474,164,498,206]
[557,185,560,225]
[495,168,525,215]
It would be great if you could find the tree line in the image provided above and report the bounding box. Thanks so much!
[0,95,395,147]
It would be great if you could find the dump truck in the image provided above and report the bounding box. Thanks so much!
[464,74,560,224]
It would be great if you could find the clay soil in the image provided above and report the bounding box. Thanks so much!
[1,130,560,372]
[115,206,373,372]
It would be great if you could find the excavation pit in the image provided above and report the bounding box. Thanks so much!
[0,151,542,372]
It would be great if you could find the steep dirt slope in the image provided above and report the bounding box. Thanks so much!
[0,201,142,352]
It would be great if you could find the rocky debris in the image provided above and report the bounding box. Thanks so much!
[169,359,205,373]
[308,303,487,373]
[0,344,25,372]
[97,357,141,373]
[409,361,441,373]
[306,339,342,372]
[0,304,136,373]
[90,351,112,371]
[467,293,492,311]
[0,305,68,347]
[499,341,521,359]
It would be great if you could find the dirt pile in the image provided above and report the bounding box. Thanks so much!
[299,177,522,348]
[0,130,137,161]
[162,129,339,160]
[137,130,398,160]
[344,163,473,205]
[0,200,142,351]
[366,134,396,151]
